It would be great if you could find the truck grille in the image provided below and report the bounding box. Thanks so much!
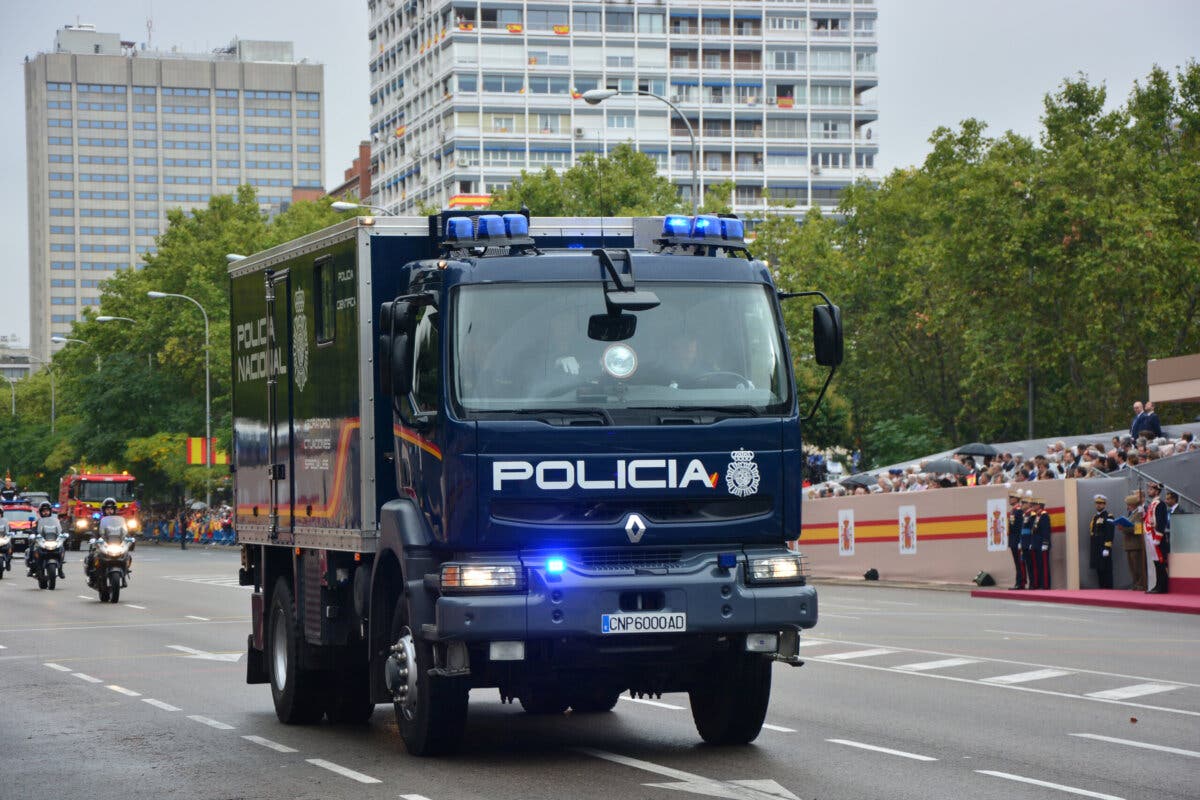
[491,497,771,526]
[577,549,684,571]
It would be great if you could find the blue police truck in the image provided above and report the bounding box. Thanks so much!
[230,212,842,755]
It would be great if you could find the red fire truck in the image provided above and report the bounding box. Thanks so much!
[58,472,141,550]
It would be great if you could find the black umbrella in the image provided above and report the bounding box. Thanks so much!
[840,473,877,489]
[923,458,970,475]
[955,442,999,457]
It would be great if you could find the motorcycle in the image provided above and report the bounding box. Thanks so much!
[28,517,66,590]
[0,521,12,579]
[86,516,133,603]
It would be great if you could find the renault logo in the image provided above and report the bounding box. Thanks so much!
[625,513,647,544]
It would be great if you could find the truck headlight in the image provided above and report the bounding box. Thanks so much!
[440,563,525,593]
[75,519,89,530]
[746,554,807,584]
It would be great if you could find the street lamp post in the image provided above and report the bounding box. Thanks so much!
[3,376,15,416]
[148,291,211,511]
[331,201,392,215]
[96,316,152,369]
[581,88,700,215]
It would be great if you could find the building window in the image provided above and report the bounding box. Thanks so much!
[607,112,635,129]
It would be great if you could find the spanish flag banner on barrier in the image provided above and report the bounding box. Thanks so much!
[186,438,229,466]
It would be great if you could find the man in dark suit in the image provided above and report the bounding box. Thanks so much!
[1141,401,1163,439]
[1130,401,1145,439]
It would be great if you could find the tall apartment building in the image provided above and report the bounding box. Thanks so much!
[24,25,325,361]
[367,1,877,215]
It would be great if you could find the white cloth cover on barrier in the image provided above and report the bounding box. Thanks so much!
[898,505,917,555]
[838,508,855,557]
[986,498,1008,552]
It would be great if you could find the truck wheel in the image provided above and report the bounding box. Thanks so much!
[389,595,468,755]
[568,688,621,713]
[520,688,570,715]
[267,578,325,724]
[688,652,772,745]
[325,661,375,724]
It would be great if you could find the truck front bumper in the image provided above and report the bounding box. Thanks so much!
[433,549,817,643]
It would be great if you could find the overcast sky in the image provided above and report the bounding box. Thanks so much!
[1,1,1197,345]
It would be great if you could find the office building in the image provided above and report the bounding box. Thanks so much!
[366,1,877,215]
[24,24,324,360]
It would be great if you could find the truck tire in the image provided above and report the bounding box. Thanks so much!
[390,595,468,755]
[688,652,772,745]
[568,688,621,714]
[267,578,325,724]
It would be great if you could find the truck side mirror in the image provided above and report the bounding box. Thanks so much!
[390,300,417,399]
[812,304,844,367]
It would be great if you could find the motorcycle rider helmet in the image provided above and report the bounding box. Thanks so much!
[101,497,118,516]
[38,501,53,517]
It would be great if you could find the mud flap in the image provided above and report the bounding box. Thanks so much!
[246,633,269,684]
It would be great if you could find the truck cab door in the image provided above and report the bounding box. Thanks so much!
[265,270,296,543]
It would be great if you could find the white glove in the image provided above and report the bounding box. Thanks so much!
[554,356,580,375]
[1041,544,1049,551]
[1102,549,1109,557]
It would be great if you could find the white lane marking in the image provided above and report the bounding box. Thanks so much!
[985,629,1049,638]
[107,684,141,696]
[818,648,896,661]
[127,604,146,610]
[185,615,209,621]
[0,619,243,634]
[983,668,1073,685]
[162,574,249,589]
[577,748,800,800]
[976,770,1126,800]
[874,600,917,606]
[142,698,181,712]
[44,663,71,672]
[166,644,243,662]
[799,639,830,647]
[762,723,796,733]
[77,595,92,600]
[400,796,435,800]
[619,696,685,710]
[819,613,863,620]
[1086,683,1180,701]
[242,735,297,753]
[827,738,937,761]
[1070,733,1200,758]
[72,672,102,683]
[187,715,234,730]
[305,759,381,784]
[896,657,980,672]
[0,645,5,650]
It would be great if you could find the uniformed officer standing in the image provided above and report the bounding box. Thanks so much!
[1144,482,1170,594]
[1007,489,1026,589]
[1019,490,1036,588]
[1031,497,1052,589]
[1089,494,1115,589]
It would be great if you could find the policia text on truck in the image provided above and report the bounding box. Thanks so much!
[231,212,842,755]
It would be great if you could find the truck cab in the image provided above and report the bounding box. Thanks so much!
[232,213,841,755]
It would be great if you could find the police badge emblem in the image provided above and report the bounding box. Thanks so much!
[293,288,310,392]
[725,448,760,497]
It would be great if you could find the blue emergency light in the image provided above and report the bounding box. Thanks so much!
[476,214,506,239]
[546,557,565,574]
[662,215,692,237]
[445,216,473,240]
[720,217,745,240]
[502,213,529,237]
[690,215,721,238]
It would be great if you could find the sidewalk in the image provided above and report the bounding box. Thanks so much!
[971,587,1200,615]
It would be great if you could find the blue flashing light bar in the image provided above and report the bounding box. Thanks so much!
[662,214,691,237]
[720,217,745,241]
[477,214,505,239]
[446,216,473,240]
[546,557,565,574]
[502,213,529,237]
[690,215,721,238]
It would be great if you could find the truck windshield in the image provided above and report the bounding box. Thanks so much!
[452,282,790,417]
[77,481,134,502]
[3,510,33,523]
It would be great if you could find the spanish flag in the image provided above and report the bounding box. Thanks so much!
[187,438,229,466]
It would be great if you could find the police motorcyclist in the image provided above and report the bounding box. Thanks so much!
[87,498,130,584]
[27,502,65,578]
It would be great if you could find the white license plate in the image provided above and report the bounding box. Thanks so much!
[601,611,687,635]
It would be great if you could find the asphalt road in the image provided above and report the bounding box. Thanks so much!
[1,545,1196,800]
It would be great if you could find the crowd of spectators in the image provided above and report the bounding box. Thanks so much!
[811,400,1195,499]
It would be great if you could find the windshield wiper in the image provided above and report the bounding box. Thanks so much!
[482,407,614,426]
[640,405,763,421]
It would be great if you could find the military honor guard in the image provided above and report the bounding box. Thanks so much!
[1008,489,1026,589]
[1019,490,1036,588]
[1089,494,1115,589]
[1143,483,1170,594]
[1030,497,1052,589]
